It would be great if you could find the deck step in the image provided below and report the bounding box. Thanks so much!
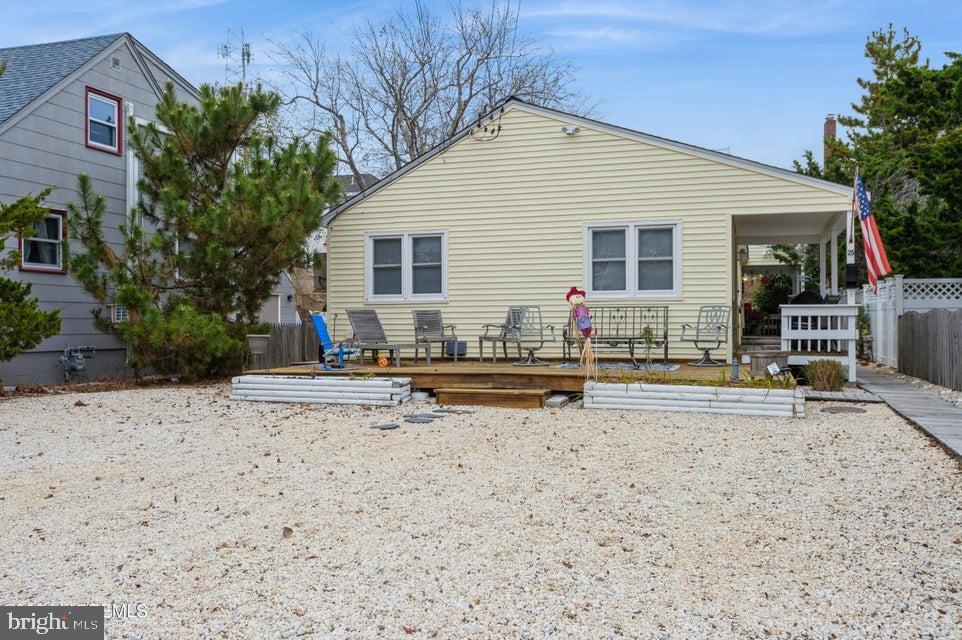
[435,387,549,409]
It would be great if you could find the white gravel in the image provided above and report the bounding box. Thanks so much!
[1,385,960,639]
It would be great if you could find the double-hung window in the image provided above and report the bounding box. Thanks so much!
[86,87,122,154]
[365,231,447,302]
[21,211,66,272]
[585,221,681,298]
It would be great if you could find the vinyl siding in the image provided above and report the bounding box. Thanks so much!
[327,107,852,361]
[0,39,195,385]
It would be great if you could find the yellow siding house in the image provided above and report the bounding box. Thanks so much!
[324,98,853,362]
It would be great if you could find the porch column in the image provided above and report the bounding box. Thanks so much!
[846,209,857,305]
[830,228,839,295]
[819,236,827,297]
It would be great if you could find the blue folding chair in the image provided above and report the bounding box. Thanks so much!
[310,312,358,370]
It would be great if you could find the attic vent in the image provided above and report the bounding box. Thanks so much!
[111,56,121,71]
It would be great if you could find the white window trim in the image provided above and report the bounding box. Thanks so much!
[87,93,120,152]
[22,213,64,271]
[583,220,683,300]
[127,109,172,222]
[110,303,129,324]
[364,230,448,303]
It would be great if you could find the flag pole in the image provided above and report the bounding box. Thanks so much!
[845,166,858,304]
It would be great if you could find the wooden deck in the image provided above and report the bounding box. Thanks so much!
[251,359,731,393]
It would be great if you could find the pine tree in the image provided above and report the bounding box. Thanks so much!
[792,25,962,279]
[69,82,339,380]
[0,63,61,369]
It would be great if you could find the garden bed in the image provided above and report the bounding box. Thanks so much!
[230,374,411,406]
[584,381,805,417]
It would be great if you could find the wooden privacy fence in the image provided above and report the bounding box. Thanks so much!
[859,276,962,366]
[898,310,962,391]
[254,323,319,370]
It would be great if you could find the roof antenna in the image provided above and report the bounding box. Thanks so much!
[219,27,252,86]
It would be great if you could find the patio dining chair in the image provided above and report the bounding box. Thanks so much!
[680,305,731,366]
[412,309,460,363]
[479,306,527,363]
[346,308,431,367]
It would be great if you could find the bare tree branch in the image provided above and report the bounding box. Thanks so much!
[269,0,592,185]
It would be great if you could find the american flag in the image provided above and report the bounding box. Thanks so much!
[854,172,891,292]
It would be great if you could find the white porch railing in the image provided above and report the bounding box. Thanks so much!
[780,304,858,382]
[858,276,962,366]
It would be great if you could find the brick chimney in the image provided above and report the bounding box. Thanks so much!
[823,114,837,169]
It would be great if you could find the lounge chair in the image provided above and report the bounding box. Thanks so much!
[680,305,731,366]
[310,312,358,370]
[346,308,430,367]
[412,309,460,362]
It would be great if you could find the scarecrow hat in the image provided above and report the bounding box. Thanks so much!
[565,286,586,302]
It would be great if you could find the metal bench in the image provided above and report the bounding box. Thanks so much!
[562,305,669,367]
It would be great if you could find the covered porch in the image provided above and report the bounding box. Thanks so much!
[733,209,858,382]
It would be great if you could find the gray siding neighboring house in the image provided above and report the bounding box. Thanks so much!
[0,33,200,385]
[259,271,300,325]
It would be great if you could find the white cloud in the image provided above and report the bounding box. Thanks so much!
[526,0,851,37]
[546,26,687,50]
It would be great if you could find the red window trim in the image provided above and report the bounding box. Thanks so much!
[85,86,123,156]
[19,209,68,274]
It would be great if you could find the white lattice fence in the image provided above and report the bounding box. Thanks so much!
[861,276,962,366]
[902,279,962,309]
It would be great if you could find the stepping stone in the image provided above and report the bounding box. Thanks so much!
[545,394,570,409]
[370,423,400,430]
[438,407,475,414]
[405,413,440,419]
[820,406,867,414]
[404,417,435,424]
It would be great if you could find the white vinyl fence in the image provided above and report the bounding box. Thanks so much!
[859,276,962,367]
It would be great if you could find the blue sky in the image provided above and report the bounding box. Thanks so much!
[3,1,960,168]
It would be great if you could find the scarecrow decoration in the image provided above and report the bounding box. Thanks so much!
[566,286,597,379]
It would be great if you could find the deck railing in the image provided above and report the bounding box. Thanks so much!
[780,304,858,382]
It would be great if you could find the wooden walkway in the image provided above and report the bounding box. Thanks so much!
[858,366,962,460]
[802,389,882,403]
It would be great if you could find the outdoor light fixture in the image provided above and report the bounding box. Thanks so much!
[561,126,580,136]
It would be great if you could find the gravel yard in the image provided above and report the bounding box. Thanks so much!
[1,385,960,639]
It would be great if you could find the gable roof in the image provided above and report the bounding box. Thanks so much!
[0,33,124,126]
[324,97,853,225]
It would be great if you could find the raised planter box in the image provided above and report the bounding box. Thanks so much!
[583,381,804,417]
[230,375,411,406]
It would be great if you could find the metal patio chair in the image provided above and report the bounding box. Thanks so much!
[412,309,460,363]
[346,308,431,367]
[680,305,731,366]
[479,306,528,363]
[509,306,557,366]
